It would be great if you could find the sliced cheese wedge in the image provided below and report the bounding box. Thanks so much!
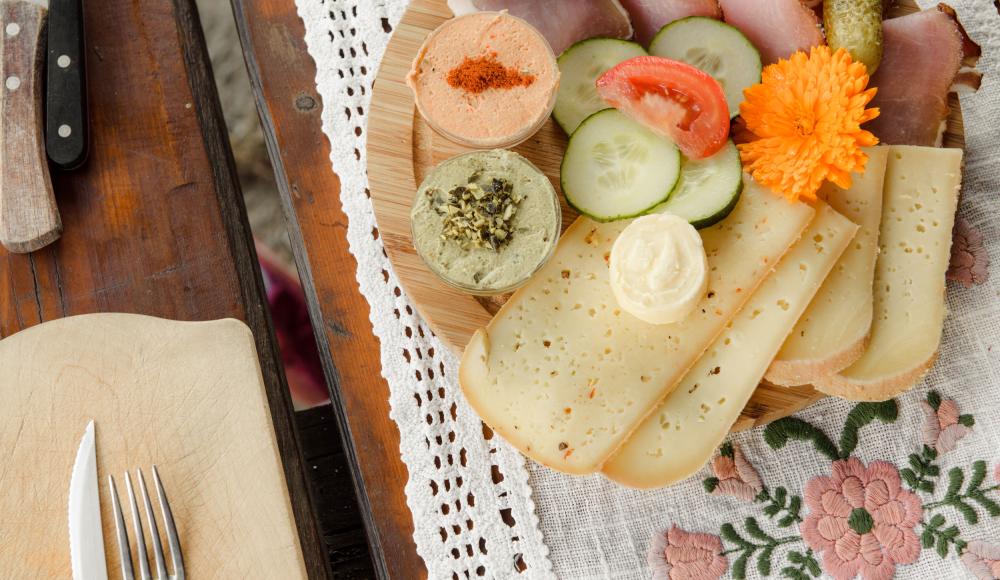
[603,203,857,488]
[814,146,963,401]
[766,147,890,386]
[460,179,815,474]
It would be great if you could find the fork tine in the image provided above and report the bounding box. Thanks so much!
[137,469,168,579]
[152,465,185,579]
[109,475,136,580]
[124,472,152,580]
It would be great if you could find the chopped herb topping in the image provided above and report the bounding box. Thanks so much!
[431,177,524,251]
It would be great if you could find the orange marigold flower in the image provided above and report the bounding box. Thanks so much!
[738,46,879,203]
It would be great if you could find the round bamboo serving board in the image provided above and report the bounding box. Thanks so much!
[367,0,964,431]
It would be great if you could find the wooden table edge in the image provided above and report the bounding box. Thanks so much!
[228,0,423,577]
[172,1,331,577]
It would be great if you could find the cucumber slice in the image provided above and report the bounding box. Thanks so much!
[652,140,742,229]
[649,17,761,119]
[553,38,647,135]
[561,109,681,222]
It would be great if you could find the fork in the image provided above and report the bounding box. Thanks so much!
[107,466,185,580]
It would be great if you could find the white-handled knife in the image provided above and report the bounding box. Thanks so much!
[68,420,108,580]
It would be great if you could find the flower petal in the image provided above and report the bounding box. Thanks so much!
[821,489,853,518]
[841,476,867,508]
[920,401,941,448]
[938,399,960,427]
[858,532,884,566]
[835,530,862,563]
[937,424,971,453]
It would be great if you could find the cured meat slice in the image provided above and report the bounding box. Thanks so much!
[447,0,633,55]
[618,0,721,46]
[866,8,964,146]
[718,0,824,64]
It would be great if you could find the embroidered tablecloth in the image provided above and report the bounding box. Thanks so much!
[293,0,1000,577]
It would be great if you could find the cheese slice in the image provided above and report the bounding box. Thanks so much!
[814,146,963,401]
[603,203,857,488]
[459,179,814,474]
[766,147,890,386]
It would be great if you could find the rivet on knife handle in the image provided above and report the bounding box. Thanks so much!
[45,0,86,169]
[0,0,62,253]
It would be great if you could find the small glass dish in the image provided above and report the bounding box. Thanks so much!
[410,150,561,296]
[407,12,560,150]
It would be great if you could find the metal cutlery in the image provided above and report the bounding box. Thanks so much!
[68,420,109,580]
[108,466,185,580]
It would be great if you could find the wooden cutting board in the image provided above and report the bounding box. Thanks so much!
[367,0,964,431]
[0,314,306,578]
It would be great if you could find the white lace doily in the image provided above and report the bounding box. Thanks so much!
[295,1,1000,578]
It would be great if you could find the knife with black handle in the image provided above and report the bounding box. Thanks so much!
[45,0,85,169]
[0,0,61,253]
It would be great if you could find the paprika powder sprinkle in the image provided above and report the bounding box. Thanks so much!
[446,52,536,94]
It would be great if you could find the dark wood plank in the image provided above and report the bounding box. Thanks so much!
[229,0,424,577]
[0,0,329,576]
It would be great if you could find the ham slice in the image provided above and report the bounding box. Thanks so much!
[618,0,722,46]
[718,0,824,64]
[447,0,633,55]
[866,9,964,146]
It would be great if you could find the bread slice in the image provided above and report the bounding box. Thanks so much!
[766,147,890,385]
[603,203,857,488]
[813,146,963,401]
[459,179,815,474]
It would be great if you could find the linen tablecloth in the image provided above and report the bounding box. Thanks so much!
[294,0,1000,577]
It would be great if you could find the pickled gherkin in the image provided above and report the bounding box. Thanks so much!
[824,0,884,73]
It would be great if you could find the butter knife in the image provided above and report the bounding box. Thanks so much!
[0,0,62,253]
[68,420,108,580]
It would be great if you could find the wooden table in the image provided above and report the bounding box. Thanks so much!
[230,0,423,577]
[0,0,330,577]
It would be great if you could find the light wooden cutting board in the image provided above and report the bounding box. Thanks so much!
[0,313,306,578]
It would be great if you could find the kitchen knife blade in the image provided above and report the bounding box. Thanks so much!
[68,420,108,580]
[45,0,87,169]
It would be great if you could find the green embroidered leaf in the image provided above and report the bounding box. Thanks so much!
[958,414,975,428]
[921,527,934,549]
[971,492,1000,517]
[970,461,987,490]
[805,554,821,576]
[744,517,773,542]
[787,550,804,565]
[926,465,940,477]
[763,504,782,517]
[929,514,945,528]
[788,496,801,518]
[757,546,774,576]
[901,468,919,489]
[838,401,898,458]
[764,418,839,461]
[703,477,720,493]
[942,525,960,539]
[720,441,735,458]
[774,486,787,504]
[955,538,968,552]
[927,390,942,410]
[923,445,938,461]
[919,480,935,493]
[733,552,749,580]
[946,468,963,500]
[721,523,750,547]
[936,533,949,558]
[778,514,797,528]
[956,500,979,524]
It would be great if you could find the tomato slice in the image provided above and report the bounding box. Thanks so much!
[596,56,730,159]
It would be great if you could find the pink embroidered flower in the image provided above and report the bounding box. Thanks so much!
[921,397,971,453]
[995,463,1000,484]
[961,541,1000,580]
[948,218,990,287]
[802,458,922,580]
[648,525,728,580]
[709,445,763,502]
